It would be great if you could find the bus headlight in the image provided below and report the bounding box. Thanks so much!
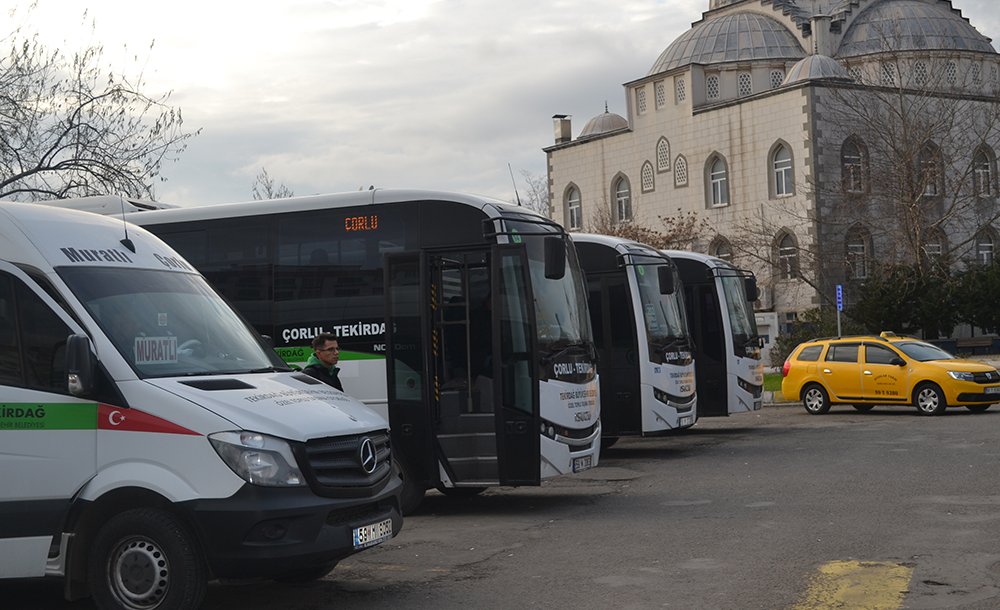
[209,431,305,487]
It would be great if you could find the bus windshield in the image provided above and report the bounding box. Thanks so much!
[506,220,593,355]
[632,260,688,345]
[58,267,284,378]
[719,271,758,346]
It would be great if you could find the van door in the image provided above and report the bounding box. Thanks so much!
[0,265,97,578]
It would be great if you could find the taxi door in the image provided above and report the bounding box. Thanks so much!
[820,342,864,401]
[860,343,909,404]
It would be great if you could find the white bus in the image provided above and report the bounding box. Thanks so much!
[664,250,764,416]
[85,191,601,512]
[574,234,696,447]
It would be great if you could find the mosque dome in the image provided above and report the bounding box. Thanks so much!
[649,12,806,75]
[782,54,852,85]
[837,0,995,58]
[578,110,628,139]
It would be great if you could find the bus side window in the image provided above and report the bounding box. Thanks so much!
[0,275,22,386]
[15,280,73,392]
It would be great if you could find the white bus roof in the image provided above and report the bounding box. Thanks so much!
[0,202,196,273]
[107,189,542,226]
[660,249,732,269]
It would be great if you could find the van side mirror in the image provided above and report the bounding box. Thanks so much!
[66,334,96,397]
[744,277,759,302]
[658,266,675,295]
[544,236,566,280]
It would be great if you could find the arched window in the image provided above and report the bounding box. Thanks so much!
[769,69,785,90]
[776,231,799,280]
[710,236,734,263]
[675,76,687,103]
[641,161,655,193]
[923,227,947,266]
[845,226,871,280]
[913,61,929,86]
[707,155,730,207]
[918,142,943,197]
[976,229,995,265]
[674,155,689,187]
[656,138,671,172]
[565,186,582,231]
[706,74,720,100]
[881,62,897,86]
[841,137,867,194]
[973,145,996,198]
[738,72,753,97]
[613,176,632,223]
[945,61,958,85]
[771,143,793,197]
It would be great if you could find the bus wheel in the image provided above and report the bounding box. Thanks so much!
[600,436,619,450]
[914,383,947,416]
[966,404,991,413]
[88,508,207,610]
[802,384,831,415]
[397,461,426,516]
[852,404,875,413]
[435,486,486,499]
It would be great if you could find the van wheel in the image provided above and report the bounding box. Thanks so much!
[88,508,206,610]
[852,404,875,412]
[914,383,947,416]
[965,404,991,413]
[802,384,831,414]
[601,436,619,450]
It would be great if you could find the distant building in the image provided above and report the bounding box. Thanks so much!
[545,0,1000,355]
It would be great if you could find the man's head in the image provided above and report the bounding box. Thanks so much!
[311,332,340,367]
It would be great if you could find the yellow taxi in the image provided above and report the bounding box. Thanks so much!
[780,332,1000,415]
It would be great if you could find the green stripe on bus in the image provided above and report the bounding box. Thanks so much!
[274,347,385,363]
[0,403,98,431]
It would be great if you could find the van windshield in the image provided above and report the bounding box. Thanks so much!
[58,267,284,378]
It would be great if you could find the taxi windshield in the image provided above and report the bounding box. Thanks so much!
[894,341,956,362]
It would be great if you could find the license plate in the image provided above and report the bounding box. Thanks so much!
[679,415,693,427]
[987,386,1000,394]
[572,455,593,473]
[353,518,393,550]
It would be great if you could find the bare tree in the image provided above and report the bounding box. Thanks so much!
[589,205,709,250]
[250,167,294,200]
[0,9,198,200]
[512,169,550,216]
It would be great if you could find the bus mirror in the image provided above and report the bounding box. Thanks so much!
[66,334,96,397]
[744,277,759,302]
[657,266,675,295]
[544,236,566,280]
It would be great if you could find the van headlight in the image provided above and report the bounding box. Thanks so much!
[947,371,975,382]
[209,431,305,487]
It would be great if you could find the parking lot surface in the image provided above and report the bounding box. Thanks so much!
[8,403,1000,609]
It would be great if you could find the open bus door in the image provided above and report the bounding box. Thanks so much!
[385,246,540,507]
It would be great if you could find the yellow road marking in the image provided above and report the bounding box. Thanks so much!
[792,560,913,610]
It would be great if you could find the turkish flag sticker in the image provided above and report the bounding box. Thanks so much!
[97,404,200,436]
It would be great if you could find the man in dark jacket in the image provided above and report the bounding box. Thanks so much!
[303,333,344,391]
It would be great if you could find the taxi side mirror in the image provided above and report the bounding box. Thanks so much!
[891,357,905,367]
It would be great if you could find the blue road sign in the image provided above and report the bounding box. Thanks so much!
[836,284,843,312]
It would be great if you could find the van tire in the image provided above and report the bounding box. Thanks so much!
[88,508,207,610]
[802,384,831,415]
[914,382,947,416]
[396,460,426,516]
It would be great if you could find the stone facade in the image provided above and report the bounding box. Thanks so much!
[545,0,1000,353]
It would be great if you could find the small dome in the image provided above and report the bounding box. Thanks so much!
[783,54,852,85]
[650,12,806,75]
[838,0,995,58]
[578,111,628,140]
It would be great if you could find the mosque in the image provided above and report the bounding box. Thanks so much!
[544,0,1000,352]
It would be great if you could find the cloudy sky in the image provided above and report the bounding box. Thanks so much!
[10,0,1000,206]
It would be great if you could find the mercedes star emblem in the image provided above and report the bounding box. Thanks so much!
[359,437,377,474]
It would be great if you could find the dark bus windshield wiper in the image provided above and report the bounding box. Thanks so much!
[541,340,590,363]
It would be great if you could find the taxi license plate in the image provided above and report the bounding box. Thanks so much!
[680,415,693,427]
[987,386,1000,394]
[572,455,593,473]
[353,518,393,550]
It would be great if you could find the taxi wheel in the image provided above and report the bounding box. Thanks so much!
[914,383,947,416]
[852,404,875,412]
[966,404,991,413]
[802,384,831,415]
